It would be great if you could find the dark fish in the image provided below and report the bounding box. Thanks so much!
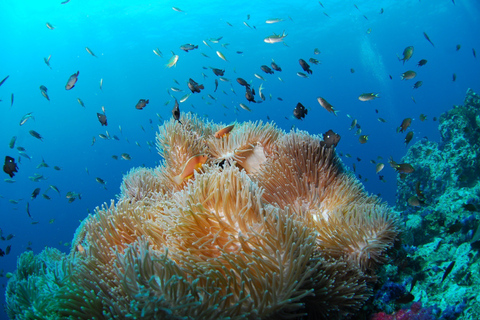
[180,44,198,52]
[44,55,52,68]
[271,60,282,71]
[260,65,274,74]
[320,129,341,148]
[29,130,44,141]
[463,203,477,212]
[399,46,414,64]
[187,78,204,93]
[417,59,428,67]
[389,157,414,173]
[211,68,225,76]
[3,156,19,178]
[447,220,463,234]
[0,248,4,257]
[245,87,256,103]
[293,102,308,119]
[399,118,412,132]
[214,79,218,92]
[441,261,455,283]
[456,44,461,51]
[236,78,250,88]
[31,188,40,199]
[0,75,9,87]
[97,113,107,126]
[5,245,11,255]
[452,73,457,82]
[299,59,312,74]
[65,71,79,90]
[11,93,14,107]
[135,99,149,110]
[404,131,414,145]
[26,202,31,218]
[9,136,16,149]
[172,98,182,124]
[423,32,435,47]
[473,48,477,58]
[413,81,423,89]
[396,293,415,304]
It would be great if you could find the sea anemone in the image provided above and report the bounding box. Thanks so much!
[6,118,400,319]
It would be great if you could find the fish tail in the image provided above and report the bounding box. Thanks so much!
[173,175,183,185]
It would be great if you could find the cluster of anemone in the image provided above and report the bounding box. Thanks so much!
[6,113,400,319]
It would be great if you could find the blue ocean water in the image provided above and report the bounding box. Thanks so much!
[0,0,479,318]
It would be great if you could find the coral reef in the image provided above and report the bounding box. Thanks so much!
[376,89,480,320]
[6,115,399,319]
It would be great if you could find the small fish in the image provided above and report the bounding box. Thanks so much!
[49,185,60,194]
[398,46,414,64]
[260,65,274,74]
[173,154,209,185]
[135,99,149,110]
[359,135,369,144]
[172,7,184,13]
[254,73,265,81]
[216,51,228,62]
[214,79,218,92]
[235,103,250,112]
[265,18,284,24]
[99,78,103,90]
[97,113,107,126]
[320,130,341,148]
[31,188,41,199]
[26,202,31,218]
[404,131,414,145]
[60,0,71,4]
[413,81,423,89]
[211,68,225,77]
[401,70,417,80]
[456,44,461,51]
[153,48,162,57]
[121,153,131,160]
[9,136,16,149]
[11,93,14,107]
[29,130,43,141]
[245,87,256,103]
[297,72,309,78]
[0,75,9,87]
[180,93,191,103]
[65,71,79,90]
[293,103,308,120]
[95,177,106,185]
[350,68,355,73]
[53,166,62,171]
[77,98,85,107]
[264,31,288,43]
[441,261,455,283]
[317,97,338,115]
[85,47,97,57]
[452,73,457,82]
[375,163,385,174]
[299,59,312,74]
[19,112,35,126]
[473,48,477,58]
[389,157,415,173]
[3,156,19,178]
[423,32,435,47]
[358,93,379,101]
[180,44,198,53]
[172,99,182,123]
[399,118,412,132]
[417,59,428,67]
[236,78,250,88]
[46,22,55,30]
[188,78,204,93]
[271,59,282,72]
[44,55,52,68]
[214,124,235,138]
[378,117,387,123]
[309,58,321,65]
[166,54,179,68]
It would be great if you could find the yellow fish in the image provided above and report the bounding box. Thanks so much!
[173,154,208,185]
[216,51,228,62]
[166,54,179,68]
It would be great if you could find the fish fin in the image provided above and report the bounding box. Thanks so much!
[173,175,183,185]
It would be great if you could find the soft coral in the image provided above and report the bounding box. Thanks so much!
[371,302,437,320]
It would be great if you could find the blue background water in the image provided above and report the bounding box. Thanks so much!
[0,0,479,318]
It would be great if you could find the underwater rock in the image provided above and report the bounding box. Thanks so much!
[389,88,480,320]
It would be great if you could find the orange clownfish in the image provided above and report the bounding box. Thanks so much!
[214,124,235,139]
[173,154,208,185]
